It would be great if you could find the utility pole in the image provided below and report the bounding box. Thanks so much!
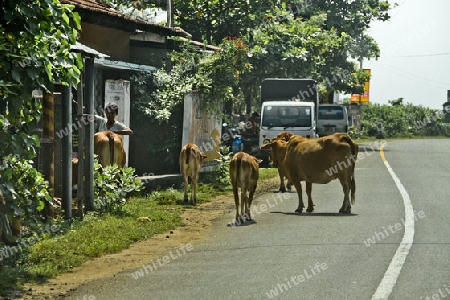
[167,0,173,28]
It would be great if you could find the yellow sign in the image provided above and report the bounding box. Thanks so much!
[351,69,370,103]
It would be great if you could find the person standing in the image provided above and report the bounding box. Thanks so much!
[246,111,260,135]
[94,102,133,135]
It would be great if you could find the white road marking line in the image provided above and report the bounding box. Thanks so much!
[372,146,415,299]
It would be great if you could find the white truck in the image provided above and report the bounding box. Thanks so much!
[257,78,319,165]
[259,78,319,145]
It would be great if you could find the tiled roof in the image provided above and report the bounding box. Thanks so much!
[61,0,189,37]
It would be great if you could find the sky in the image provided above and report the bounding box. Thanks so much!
[363,0,450,110]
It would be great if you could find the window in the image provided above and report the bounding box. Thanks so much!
[318,106,344,120]
[262,106,311,127]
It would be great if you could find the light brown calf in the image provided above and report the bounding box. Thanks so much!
[179,143,207,205]
[94,131,126,168]
[229,152,260,223]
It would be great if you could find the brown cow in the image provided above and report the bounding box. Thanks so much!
[275,131,294,142]
[259,131,293,192]
[260,137,291,193]
[179,143,207,205]
[94,131,126,168]
[72,132,126,186]
[283,133,358,214]
[229,152,260,223]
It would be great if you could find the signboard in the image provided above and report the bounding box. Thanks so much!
[104,80,130,165]
[182,92,221,172]
[351,69,371,103]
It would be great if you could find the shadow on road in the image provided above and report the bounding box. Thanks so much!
[227,219,258,227]
[270,211,358,217]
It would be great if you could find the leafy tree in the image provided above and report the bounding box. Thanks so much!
[0,0,82,159]
[108,0,392,114]
[132,36,251,121]
[0,1,82,231]
[173,0,274,45]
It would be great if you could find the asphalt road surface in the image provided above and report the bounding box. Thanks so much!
[67,138,450,300]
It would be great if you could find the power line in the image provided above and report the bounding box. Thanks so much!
[382,52,450,58]
[374,62,450,89]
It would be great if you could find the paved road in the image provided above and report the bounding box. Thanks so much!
[68,139,450,300]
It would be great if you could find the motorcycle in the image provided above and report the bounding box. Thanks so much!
[221,122,260,156]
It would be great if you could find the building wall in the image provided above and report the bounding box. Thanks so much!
[80,22,130,61]
[130,44,167,69]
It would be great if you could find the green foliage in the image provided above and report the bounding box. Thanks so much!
[1,0,82,159]
[130,72,184,173]
[202,145,232,190]
[169,0,393,101]
[359,102,450,138]
[106,0,392,114]
[131,36,251,121]
[174,0,273,45]
[93,159,144,214]
[0,155,52,220]
[258,167,279,181]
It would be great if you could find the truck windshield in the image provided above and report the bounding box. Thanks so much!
[318,106,344,120]
[261,105,311,127]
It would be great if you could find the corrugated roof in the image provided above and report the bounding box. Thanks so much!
[96,58,157,72]
[61,0,190,37]
[71,41,109,57]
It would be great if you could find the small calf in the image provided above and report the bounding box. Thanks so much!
[229,152,260,223]
[179,143,207,205]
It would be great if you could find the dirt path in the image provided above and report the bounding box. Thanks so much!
[19,178,279,299]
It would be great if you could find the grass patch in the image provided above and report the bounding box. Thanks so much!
[259,167,278,181]
[25,197,182,279]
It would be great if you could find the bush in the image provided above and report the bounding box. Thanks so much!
[201,145,232,191]
[93,158,144,214]
[360,102,448,138]
[0,155,52,222]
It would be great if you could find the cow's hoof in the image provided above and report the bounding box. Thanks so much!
[306,207,314,213]
[279,188,286,193]
[339,208,351,214]
[295,208,303,213]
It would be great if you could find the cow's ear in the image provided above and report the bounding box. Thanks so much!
[260,142,273,150]
[256,159,263,165]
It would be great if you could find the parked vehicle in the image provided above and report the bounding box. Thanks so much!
[221,122,260,155]
[256,78,320,165]
[317,104,349,137]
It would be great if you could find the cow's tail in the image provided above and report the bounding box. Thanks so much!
[106,131,115,166]
[185,146,191,165]
[342,134,358,205]
[236,155,242,181]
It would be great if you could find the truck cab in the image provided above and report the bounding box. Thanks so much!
[259,78,319,146]
[259,101,316,144]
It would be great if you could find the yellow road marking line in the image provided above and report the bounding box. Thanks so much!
[379,144,386,162]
